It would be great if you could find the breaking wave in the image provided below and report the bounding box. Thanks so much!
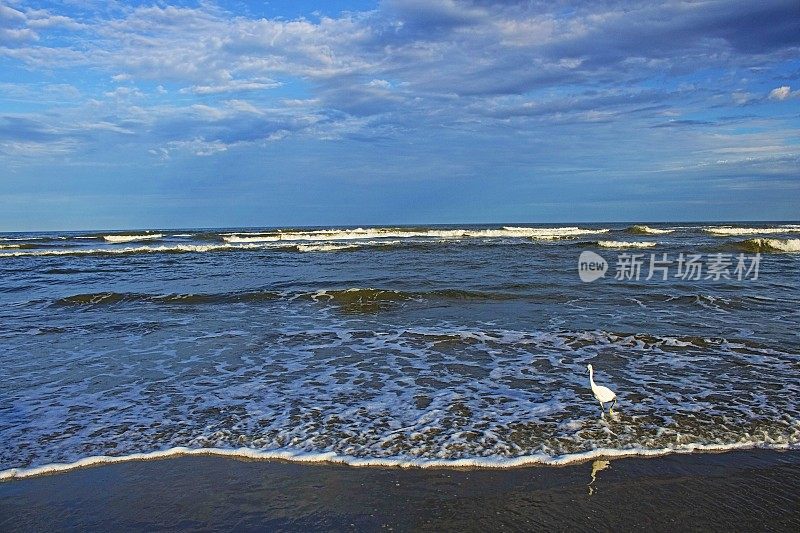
[596,240,657,248]
[0,236,66,243]
[623,225,673,235]
[296,243,360,252]
[0,243,44,250]
[223,226,608,243]
[0,233,614,258]
[733,238,800,253]
[2,441,796,480]
[103,233,164,243]
[706,226,800,236]
[0,244,263,258]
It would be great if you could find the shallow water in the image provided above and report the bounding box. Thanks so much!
[1,223,799,474]
[3,451,799,531]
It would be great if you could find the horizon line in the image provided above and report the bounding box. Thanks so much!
[2,219,800,234]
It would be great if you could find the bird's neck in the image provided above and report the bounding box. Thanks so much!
[589,369,595,386]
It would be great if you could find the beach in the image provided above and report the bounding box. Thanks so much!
[2,449,798,531]
[3,1,799,529]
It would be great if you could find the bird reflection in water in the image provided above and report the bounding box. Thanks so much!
[587,459,611,495]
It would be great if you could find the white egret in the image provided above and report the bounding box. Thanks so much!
[587,364,617,414]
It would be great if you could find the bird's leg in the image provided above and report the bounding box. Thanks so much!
[609,398,617,415]
[599,401,605,415]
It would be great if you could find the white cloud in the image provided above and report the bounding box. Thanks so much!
[103,86,143,98]
[732,91,755,105]
[0,5,26,23]
[0,0,795,127]
[225,100,264,115]
[178,79,281,95]
[1,0,799,171]
[75,121,135,134]
[367,79,392,89]
[26,13,86,31]
[281,98,321,107]
[0,139,78,157]
[0,27,38,42]
[768,85,794,101]
[165,138,229,157]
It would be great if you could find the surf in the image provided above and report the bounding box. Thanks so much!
[733,238,800,253]
[103,233,164,243]
[2,441,796,481]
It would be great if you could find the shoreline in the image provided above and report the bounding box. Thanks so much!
[2,448,799,530]
[3,441,797,482]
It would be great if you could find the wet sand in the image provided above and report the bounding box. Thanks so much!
[1,449,798,531]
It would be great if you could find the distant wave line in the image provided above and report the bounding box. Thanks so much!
[706,226,800,236]
[223,226,609,243]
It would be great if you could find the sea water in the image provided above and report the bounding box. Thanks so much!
[1,223,798,478]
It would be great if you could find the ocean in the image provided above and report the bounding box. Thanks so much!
[1,223,798,478]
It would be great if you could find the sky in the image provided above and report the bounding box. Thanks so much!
[0,0,799,231]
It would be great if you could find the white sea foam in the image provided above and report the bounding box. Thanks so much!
[296,243,360,252]
[0,236,63,242]
[596,240,657,248]
[3,325,796,480]
[706,226,800,236]
[742,238,800,252]
[0,244,262,257]
[224,234,284,242]
[1,441,795,481]
[103,234,164,243]
[626,225,673,235]
[499,226,610,238]
[223,227,608,243]
[0,240,409,258]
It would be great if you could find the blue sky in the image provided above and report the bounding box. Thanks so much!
[1,0,798,230]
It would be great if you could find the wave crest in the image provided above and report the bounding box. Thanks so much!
[223,226,608,243]
[103,233,164,243]
[0,243,42,250]
[706,226,800,236]
[296,243,359,252]
[623,225,672,235]
[0,244,261,258]
[734,238,800,253]
[596,240,657,248]
[2,441,796,480]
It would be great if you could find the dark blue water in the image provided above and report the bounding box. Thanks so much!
[1,223,798,475]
